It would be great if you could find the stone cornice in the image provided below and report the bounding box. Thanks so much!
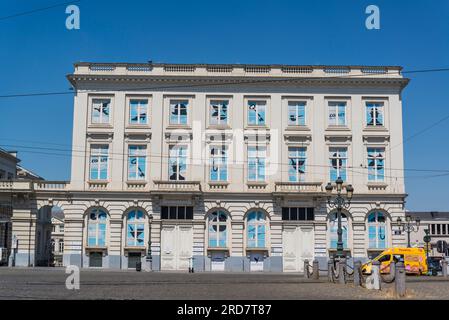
[67,74,409,91]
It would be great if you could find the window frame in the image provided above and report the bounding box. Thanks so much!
[327,101,347,127]
[367,147,385,182]
[246,210,268,249]
[127,144,147,181]
[245,97,269,127]
[209,145,228,182]
[287,146,307,182]
[287,100,307,126]
[329,147,348,182]
[367,211,388,249]
[126,209,146,247]
[208,210,228,248]
[168,98,190,126]
[89,96,113,126]
[87,208,108,247]
[168,144,188,181]
[328,211,349,250]
[127,96,151,127]
[247,145,267,182]
[89,144,109,181]
[365,101,384,127]
[208,97,231,127]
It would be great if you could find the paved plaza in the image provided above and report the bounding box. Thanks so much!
[1,268,449,300]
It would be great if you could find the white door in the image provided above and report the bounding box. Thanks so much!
[249,252,264,272]
[211,252,225,271]
[282,226,314,272]
[161,225,193,270]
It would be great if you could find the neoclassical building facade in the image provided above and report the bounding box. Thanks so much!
[1,63,410,271]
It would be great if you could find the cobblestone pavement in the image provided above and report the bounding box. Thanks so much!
[0,268,448,300]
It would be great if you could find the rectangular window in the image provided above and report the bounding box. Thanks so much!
[431,224,436,235]
[247,100,266,126]
[129,99,148,124]
[329,147,347,181]
[366,102,384,126]
[443,224,447,235]
[59,240,64,253]
[210,100,229,125]
[328,102,346,126]
[281,207,315,221]
[210,146,227,181]
[248,146,266,182]
[169,145,187,181]
[169,100,188,125]
[437,224,441,235]
[288,101,306,126]
[128,145,147,180]
[89,145,109,180]
[367,148,385,182]
[160,206,194,220]
[288,147,306,182]
[92,99,111,124]
[60,225,64,233]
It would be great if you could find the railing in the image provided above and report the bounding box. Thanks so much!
[153,180,201,192]
[275,182,323,193]
[34,181,68,191]
[75,63,404,79]
[0,180,32,191]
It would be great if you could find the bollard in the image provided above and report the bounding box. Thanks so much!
[442,260,448,277]
[327,259,334,282]
[338,258,346,284]
[353,261,361,286]
[303,259,309,278]
[395,261,406,297]
[370,260,381,290]
[312,260,319,280]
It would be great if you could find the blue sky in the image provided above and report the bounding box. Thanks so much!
[0,0,448,211]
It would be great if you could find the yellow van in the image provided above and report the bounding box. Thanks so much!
[361,247,427,275]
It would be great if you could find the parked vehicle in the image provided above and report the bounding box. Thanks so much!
[361,247,428,275]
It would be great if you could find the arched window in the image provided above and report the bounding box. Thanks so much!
[368,211,387,249]
[88,208,107,246]
[247,211,266,248]
[208,211,227,248]
[329,212,349,249]
[126,210,145,247]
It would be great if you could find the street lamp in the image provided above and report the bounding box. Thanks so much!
[325,177,354,260]
[396,215,420,247]
[146,215,153,271]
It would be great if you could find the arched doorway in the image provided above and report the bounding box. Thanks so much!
[36,205,64,266]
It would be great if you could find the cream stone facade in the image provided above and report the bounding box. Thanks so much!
[1,63,409,271]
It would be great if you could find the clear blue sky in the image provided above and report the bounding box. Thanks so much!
[0,0,448,211]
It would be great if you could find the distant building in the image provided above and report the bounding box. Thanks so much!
[0,149,43,266]
[50,212,64,267]
[407,211,449,257]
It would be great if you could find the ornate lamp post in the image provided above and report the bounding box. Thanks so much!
[396,215,420,248]
[146,215,153,271]
[325,177,354,260]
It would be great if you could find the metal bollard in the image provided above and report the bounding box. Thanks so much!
[395,261,406,297]
[338,258,346,284]
[313,260,319,280]
[327,259,333,282]
[304,259,309,278]
[353,261,361,286]
[442,260,448,277]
